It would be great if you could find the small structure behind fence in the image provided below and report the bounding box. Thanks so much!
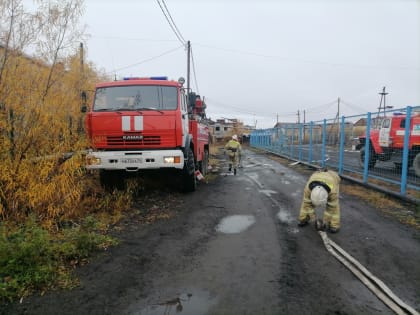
[250,106,420,203]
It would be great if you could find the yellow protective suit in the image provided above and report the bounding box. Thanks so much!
[225,139,242,171]
[298,169,341,229]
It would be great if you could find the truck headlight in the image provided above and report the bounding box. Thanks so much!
[86,155,101,165]
[164,156,181,164]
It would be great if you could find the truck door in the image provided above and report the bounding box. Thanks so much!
[393,118,407,148]
[180,92,189,146]
[379,118,391,147]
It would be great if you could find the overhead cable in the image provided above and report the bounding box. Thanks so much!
[156,0,186,46]
[194,43,418,71]
[305,100,338,113]
[340,99,372,113]
[190,47,200,95]
[206,97,296,117]
[161,0,186,44]
[110,45,184,73]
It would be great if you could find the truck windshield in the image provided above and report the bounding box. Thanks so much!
[93,85,178,111]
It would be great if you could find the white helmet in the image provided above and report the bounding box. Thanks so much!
[310,185,328,207]
[232,134,238,141]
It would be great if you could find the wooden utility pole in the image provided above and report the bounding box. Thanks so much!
[80,42,84,75]
[187,40,191,94]
[79,42,84,97]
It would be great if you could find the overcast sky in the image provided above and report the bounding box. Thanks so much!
[82,0,420,128]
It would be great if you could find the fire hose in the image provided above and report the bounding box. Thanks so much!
[319,231,419,315]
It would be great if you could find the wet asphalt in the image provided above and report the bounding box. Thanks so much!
[125,149,419,314]
[3,149,419,315]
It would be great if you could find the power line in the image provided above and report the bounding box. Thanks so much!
[110,45,184,73]
[304,100,338,113]
[340,99,370,113]
[90,35,178,43]
[206,97,296,117]
[161,0,186,44]
[194,43,419,71]
[156,0,186,46]
[190,47,200,94]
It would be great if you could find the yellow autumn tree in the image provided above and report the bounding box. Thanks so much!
[0,0,107,224]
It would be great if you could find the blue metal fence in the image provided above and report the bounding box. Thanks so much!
[250,106,420,203]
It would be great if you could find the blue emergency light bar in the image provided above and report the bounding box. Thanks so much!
[123,76,168,80]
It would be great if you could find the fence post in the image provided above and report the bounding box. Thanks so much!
[401,106,411,195]
[289,125,294,159]
[309,122,313,164]
[363,112,372,183]
[322,119,326,168]
[298,123,303,161]
[339,116,345,175]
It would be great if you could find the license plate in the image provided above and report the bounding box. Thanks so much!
[121,158,143,164]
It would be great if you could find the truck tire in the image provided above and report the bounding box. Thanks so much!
[182,147,196,192]
[359,146,376,169]
[199,149,209,176]
[394,162,403,172]
[100,170,125,191]
[413,153,420,177]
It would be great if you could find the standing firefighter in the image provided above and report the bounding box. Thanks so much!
[298,168,341,233]
[225,135,242,175]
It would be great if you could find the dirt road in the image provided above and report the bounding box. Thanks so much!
[3,149,420,314]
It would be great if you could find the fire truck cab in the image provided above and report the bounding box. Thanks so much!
[82,76,210,191]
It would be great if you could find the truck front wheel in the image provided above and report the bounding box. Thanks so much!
[359,146,376,169]
[182,147,196,192]
[413,153,420,177]
[100,170,125,191]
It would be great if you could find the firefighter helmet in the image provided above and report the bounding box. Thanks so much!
[310,185,328,207]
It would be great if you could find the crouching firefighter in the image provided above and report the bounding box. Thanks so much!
[225,134,242,175]
[298,168,341,233]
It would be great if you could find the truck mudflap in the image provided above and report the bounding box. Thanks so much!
[85,150,185,171]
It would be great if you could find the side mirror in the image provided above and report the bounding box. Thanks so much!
[81,91,87,103]
[80,91,88,113]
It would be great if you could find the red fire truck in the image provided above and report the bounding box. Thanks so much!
[82,76,210,191]
[357,112,420,176]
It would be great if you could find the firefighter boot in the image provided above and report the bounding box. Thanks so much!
[325,221,339,233]
[298,215,310,227]
[328,226,339,233]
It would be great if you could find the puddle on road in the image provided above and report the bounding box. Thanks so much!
[137,290,217,315]
[277,210,294,224]
[216,215,256,234]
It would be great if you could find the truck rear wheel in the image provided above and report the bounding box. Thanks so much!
[413,153,420,177]
[359,146,376,169]
[182,147,196,192]
[199,149,209,176]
